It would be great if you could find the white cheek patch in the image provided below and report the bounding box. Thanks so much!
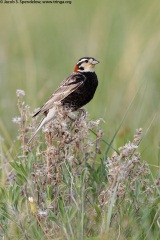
[79,63,95,72]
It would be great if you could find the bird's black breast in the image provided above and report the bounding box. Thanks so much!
[61,72,98,110]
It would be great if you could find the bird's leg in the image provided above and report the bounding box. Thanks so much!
[67,112,76,122]
[77,108,86,119]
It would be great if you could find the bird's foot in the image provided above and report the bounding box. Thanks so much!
[77,109,86,119]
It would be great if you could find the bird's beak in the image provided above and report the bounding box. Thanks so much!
[92,59,100,65]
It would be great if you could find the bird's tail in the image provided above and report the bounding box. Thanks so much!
[27,117,46,145]
[27,107,57,145]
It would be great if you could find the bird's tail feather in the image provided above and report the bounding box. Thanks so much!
[28,107,57,145]
[27,117,46,145]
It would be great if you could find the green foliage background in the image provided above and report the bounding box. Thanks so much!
[0,1,160,239]
[0,0,160,165]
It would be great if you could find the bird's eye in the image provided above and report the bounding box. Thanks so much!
[85,60,88,63]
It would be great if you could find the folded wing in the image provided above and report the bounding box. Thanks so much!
[33,72,85,117]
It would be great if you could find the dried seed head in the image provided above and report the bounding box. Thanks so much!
[16,89,25,97]
[12,117,21,124]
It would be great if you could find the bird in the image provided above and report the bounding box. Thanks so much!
[28,57,99,144]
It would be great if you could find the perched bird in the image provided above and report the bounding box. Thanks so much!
[28,57,99,144]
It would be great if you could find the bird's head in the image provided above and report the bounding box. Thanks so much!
[74,57,99,73]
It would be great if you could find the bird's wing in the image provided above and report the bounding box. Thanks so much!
[33,72,85,117]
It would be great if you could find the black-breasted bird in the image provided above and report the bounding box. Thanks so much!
[28,57,99,144]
